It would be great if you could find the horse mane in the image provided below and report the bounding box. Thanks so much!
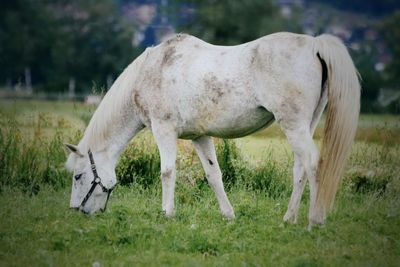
[79,51,148,152]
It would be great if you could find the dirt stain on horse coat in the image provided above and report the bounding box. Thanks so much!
[133,91,149,119]
[162,46,176,66]
[161,34,188,67]
[250,45,260,65]
[204,74,225,104]
[251,44,275,74]
[161,169,173,180]
[162,46,183,67]
[282,83,303,114]
[295,36,307,47]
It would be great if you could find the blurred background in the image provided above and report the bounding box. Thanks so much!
[1,0,399,113]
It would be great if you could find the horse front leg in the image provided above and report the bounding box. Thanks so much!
[192,136,235,219]
[152,121,177,217]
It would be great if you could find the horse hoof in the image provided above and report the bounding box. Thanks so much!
[222,210,235,220]
[163,209,175,218]
[307,219,325,231]
[308,210,326,230]
[283,212,297,224]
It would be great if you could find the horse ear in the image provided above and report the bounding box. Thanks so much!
[64,143,84,157]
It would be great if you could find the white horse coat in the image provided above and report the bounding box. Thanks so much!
[65,32,360,228]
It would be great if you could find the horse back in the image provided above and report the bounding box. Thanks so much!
[132,33,321,138]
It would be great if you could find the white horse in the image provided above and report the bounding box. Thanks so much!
[65,32,360,228]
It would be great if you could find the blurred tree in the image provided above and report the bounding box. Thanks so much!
[46,0,139,93]
[350,44,383,112]
[311,0,400,16]
[0,0,139,93]
[0,0,55,88]
[174,0,292,45]
[382,11,400,90]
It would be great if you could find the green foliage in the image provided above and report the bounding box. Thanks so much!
[310,0,400,16]
[350,47,382,101]
[0,0,140,93]
[216,139,242,188]
[116,137,161,188]
[46,0,140,93]
[345,140,400,200]
[382,11,400,90]
[0,116,68,195]
[350,175,389,194]
[216,139,290,197]
[0,1,54,82]
[244,155,290,198]
[176,0,294,45]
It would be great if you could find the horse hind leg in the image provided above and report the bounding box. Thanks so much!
[281,124,321,229]
[192,136,235,219]
[151,121,177,217]
[283,154,306,223]
[283,84,328,225]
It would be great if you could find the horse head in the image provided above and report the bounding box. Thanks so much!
[65,143,117,214]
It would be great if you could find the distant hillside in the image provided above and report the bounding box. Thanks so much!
[308,0,400,17]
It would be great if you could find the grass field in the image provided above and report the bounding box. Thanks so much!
[0,100,399,266]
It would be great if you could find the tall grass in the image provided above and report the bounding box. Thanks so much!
[216,139,242,188]
[115,135,291,198]
[0,116,68,195]
[1,101,397,205]
[0,112,296,199]
[216,139,291,197]
[343,141,400,217]
[116,136,161,188]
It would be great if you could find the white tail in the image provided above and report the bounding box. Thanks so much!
[313,34,361,221]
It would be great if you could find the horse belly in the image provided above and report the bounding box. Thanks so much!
[209,107,274,138]
[179,107,274,139]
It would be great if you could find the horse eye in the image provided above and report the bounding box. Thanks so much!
[74,173,83,181]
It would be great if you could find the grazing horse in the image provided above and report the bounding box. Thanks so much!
[65,32,360,228]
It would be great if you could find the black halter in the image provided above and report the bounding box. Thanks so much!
[80,149,116,212]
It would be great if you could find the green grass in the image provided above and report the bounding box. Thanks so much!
[0,100,399,266]
[0,185,399,266]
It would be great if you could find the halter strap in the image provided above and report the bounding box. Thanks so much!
[80,149,116,212]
